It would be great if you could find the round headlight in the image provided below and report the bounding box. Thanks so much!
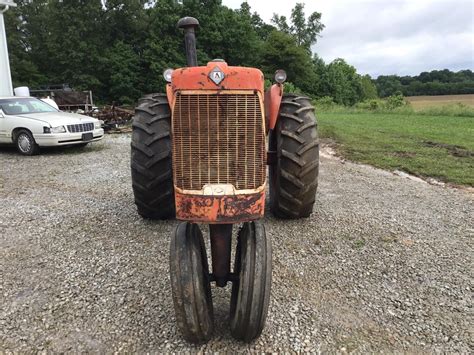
[274,69,287,84]
[163,68,174,83]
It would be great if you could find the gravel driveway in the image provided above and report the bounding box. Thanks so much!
[1,135,472,352]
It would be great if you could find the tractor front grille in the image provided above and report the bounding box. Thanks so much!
[67,123,94,133]
[172,92,265,191]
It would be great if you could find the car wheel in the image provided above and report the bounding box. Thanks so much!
[15,130,39,156]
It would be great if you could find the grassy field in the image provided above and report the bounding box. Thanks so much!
[406,94,474,110]
[318,112,474,186]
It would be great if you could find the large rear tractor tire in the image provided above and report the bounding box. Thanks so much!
[131,94,175,219]
[269,94,319,219]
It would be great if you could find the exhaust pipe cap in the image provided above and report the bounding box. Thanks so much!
[178,17,199,29]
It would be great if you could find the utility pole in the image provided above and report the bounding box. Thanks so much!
[0,0,17,97]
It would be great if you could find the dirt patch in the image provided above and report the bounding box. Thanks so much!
[423,141,472,158]
[319,138,344,160]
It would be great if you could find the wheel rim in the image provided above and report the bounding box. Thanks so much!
[18,134,32,153]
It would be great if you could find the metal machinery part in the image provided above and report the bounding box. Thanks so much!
[209,224,233,287]
[167,16,272,343]
[131,13,318,343]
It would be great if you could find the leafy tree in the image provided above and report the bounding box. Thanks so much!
[261,30,317,94]
[375,75,403,97]
[239,2,275,41]
[290,3,324,50]
[142,0,185,93]
[359,75,378,100]
[180,0,262,67]
[375,69,474,97]
[3,1,45,88]
[7,0,470,105]
[320,59,363,106]
[21,0,106,93]
[102,41,142,104]
[272,3,324,50]
[271,15,290,34]
[102,0,148,47]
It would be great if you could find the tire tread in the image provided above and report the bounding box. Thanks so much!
[269,93,319,219]
[131,93,175,219]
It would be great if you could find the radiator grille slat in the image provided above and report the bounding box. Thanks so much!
[173,93,265,190]
[67,123,94,133]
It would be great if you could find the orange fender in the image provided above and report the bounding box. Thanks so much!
[166,84,175,112]
[264,83,283,133]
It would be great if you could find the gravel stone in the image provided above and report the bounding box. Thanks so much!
[0,135,472,352]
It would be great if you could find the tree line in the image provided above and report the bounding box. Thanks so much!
[4,0,473,105]
[375,69,474,97]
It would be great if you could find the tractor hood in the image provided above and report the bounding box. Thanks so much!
[170,61,265,93]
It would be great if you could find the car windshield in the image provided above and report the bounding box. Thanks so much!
[0,98,58,115]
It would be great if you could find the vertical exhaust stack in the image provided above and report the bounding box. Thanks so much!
[178,17,199,67]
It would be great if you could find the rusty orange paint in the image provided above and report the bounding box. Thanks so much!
[171,61,264,93]
[166,84,175,111]
[170,60,267,224]
[175,191,265,223]
[264,83,283,132]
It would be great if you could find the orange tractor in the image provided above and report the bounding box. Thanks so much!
[131,17,319,342]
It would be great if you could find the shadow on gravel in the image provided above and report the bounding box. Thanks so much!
[0,142,105,156]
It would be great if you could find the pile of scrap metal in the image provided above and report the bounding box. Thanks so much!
[93,105,134,133]
[30,84,134,133]
[30,84,95,112]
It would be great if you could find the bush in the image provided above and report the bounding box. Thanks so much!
[356,99,382,110]
[283,81,303,94]
[385,93,407,109]
[312,92,473,117]
[264,79,273,90]
[264,80,303,95]
[354,94,407,112]
[314,96,336,109]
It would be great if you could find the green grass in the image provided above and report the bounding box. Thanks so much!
[317,102,474,118]
[318,112,474,186]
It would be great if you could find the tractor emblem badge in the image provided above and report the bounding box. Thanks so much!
[209,66,225,85]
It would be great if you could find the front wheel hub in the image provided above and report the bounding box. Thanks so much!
[18,134,32,153]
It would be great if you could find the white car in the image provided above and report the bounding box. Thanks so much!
[0,96,104,155]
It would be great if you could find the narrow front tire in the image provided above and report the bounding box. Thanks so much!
[230,221,272,342]
[170,222,214,343]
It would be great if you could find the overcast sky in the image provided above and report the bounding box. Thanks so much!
[222,0,474,77]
